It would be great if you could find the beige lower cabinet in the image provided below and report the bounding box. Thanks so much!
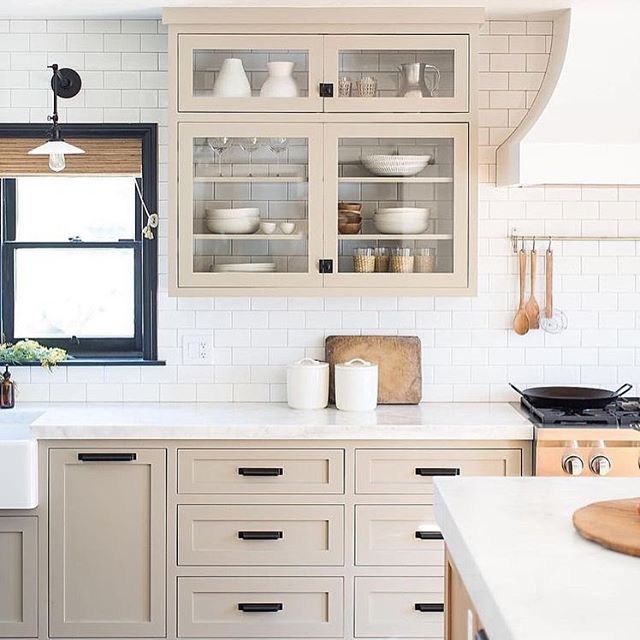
[48,449,166,638]
[177,576,344,638]
[445,549,485,640]
[0,517,37,638]
[355,576,444,638]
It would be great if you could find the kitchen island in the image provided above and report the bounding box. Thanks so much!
[435,477,640,640]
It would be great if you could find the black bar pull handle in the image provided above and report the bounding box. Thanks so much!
[414,603,444,613]
[415,467,460,477]
[78,452,137,462]
[475,631,489,640]
[238,531,283,541]
[238,467,283,477]
[238,603,283,613]
[415,531,444,540]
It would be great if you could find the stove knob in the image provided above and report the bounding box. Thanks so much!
[589,455,612,476]
[562,455,584,476]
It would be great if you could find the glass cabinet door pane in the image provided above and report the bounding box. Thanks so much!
[324,123,469,289]
[325,35,468,113]
[179,35,323,112]
[178,124,323,289]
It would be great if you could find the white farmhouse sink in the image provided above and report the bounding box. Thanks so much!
[0,439,38,508]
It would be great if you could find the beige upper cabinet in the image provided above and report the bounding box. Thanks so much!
[165,7,481,296]
[0,517,37,638]
[48,449,166,638]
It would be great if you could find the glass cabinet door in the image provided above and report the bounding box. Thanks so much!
[177,122,323,289]
[323,123,469,290]
[323,35,469,113]
[178,35,324,112]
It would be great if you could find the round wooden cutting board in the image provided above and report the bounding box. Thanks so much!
[573,498,640,557]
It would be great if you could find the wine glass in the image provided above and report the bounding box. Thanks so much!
[239,137,260,177]
[206,137,231,177]
[193,140,213,177]
[268,137,288,177]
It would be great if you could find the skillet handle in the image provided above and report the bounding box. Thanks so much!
[509,383,526,398]
[612,383,633,399]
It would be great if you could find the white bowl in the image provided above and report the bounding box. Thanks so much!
[206,217,260,234]
[205,207,260,219]
[213,262,276,272]
[279,222,296,235]
[373,216,430,234]
[376,207,431,217]
[361,155,432,177]
[260,221,277,235]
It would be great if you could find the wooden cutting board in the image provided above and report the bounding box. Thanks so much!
[325,335,422,405]
[573,498,640,557]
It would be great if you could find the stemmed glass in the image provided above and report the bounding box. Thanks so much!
[206,137,231,177]
[268,137,288,177]
[239,137,260,177]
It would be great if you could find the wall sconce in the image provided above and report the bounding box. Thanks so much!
[28,64,84,172]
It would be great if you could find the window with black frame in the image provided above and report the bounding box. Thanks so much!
[0,124,158,362]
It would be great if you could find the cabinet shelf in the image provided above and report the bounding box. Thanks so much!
[193,176,307,183]
[338,176,453,183]
[194,233,305,240]
[339,233,453,241]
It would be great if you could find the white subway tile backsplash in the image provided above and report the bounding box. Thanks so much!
[4,17,639,403]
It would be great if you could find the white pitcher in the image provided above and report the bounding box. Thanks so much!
[212,58,251,98]
[260,61,299,98]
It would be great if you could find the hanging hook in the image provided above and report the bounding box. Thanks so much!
[521,236,525,252]
[547,236,552,253]
[532,236,536,251]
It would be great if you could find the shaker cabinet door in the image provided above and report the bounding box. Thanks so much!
[0,517,37,638]
[48,449,166,638]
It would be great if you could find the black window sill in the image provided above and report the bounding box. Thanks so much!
[1,358,166,367]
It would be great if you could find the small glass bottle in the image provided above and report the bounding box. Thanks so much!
[0,366,15,409]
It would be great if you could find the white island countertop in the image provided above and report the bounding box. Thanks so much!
[0,402,533,440]
[435,477,640,640]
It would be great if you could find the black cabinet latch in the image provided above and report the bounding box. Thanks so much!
[319,259,333,274]
[319,83,334,97]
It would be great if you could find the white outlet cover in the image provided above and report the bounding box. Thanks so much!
[182,334,214,365]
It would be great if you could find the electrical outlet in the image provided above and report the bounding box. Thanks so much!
[182,335,213,365]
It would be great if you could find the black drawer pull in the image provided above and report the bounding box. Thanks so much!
[78,452,137,462]
[238,467,283,477]
[415,603,444,613]
[475,631,489,640]
[238,531,283,541]
[415,530,444,540]
[238,603,283,613]
[415,467,460,477]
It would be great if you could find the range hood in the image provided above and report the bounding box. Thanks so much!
[497,3,640,185]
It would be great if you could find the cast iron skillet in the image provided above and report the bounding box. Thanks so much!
[509,383,633,410]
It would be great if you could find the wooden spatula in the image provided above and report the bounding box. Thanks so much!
[513,248,530,335]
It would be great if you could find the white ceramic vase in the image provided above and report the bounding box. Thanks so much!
[259,61,299,98]
[212,58,251,98]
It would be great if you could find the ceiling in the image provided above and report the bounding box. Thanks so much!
[0,0,579,20]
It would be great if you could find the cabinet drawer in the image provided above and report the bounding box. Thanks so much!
[355,448,522,494]
[355,577,444,638]
[177,577,343,638]
[178,449,344,494]
[178,504,344,566]
[355,505,443,566]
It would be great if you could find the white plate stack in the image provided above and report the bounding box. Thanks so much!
[212,262,276,273]
[373,207,431,234]
[205,207,260,234]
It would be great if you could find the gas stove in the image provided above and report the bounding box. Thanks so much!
[518,397,640,477]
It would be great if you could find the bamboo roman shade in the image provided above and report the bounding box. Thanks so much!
[0,137,142,176]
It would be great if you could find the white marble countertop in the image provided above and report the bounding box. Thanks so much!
[0,402,533,440]
[435,477,640,640]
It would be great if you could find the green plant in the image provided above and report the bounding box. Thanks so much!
[0,339,68,370]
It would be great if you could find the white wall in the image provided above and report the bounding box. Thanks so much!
[2,18,638,403]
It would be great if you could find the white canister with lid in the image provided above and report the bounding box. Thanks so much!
[334,358,379,411]
[286,358,329,410]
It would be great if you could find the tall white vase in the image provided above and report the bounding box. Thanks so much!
[212,58,251,98]
[259,61,299,98]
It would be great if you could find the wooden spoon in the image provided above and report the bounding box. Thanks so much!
[525,248,540,329]
[513,248,530,335]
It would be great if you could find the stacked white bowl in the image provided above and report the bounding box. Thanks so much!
[205,207,260,234]
[373,207,431,234]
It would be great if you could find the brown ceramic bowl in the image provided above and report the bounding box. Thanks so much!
[338,220,362,234]
[338,201,362,213]
[338,211,362,222]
